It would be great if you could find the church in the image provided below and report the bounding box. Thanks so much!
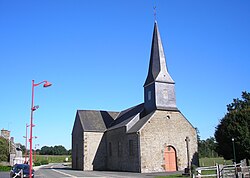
[72,21,198,173]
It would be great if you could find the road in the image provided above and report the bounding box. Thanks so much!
[1,163,182,178]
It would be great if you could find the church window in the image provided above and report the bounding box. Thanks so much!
[129,140,134,156]
[118,141,122,157]
[148,91,151,101]
[109,142,112,156]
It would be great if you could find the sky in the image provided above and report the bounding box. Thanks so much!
[0,0,249,150]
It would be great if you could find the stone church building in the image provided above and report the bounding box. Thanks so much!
[72,21,198,173]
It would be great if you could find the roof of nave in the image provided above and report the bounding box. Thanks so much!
[127,111,155,133]
[77,110,119,132]
[107,103,144,131]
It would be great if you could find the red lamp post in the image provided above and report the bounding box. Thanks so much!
[29,80,52,178]
[23,123,29,163]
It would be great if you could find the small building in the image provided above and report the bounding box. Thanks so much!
[1,129,24,166]
[72,21,198,173]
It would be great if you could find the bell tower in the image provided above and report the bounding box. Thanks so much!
[144,21,177,113]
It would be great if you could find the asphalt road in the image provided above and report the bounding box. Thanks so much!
[0,171,9,178]
[2,163,182,178]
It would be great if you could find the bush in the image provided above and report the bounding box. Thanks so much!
[0,165,11,172]
[40,160,49,165]
[34,162,41,166]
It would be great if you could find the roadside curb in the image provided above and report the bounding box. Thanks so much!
[33,163,53,171]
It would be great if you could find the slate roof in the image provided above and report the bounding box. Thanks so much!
[144,21,174,87]
[77,110,119,132]
[107,103,144,131]
[76,103,163,133]
[127,111,155,133]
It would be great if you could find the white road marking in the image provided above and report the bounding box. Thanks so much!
[50,165,106,178]
[51,165,77,178]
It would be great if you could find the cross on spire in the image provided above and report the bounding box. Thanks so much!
[154,6,157,21]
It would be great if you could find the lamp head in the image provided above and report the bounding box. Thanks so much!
[43,81,52,87]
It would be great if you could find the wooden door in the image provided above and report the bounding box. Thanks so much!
[164,146,177,171]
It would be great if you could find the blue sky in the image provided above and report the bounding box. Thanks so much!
[0,0,249,150]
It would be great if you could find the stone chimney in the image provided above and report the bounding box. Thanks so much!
[1,128,10,139]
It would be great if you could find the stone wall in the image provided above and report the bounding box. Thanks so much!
[140,110,198,173]
[106,127,140,172]
[83,132,104,170]
[72,114,83,170]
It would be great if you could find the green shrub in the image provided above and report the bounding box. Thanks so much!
[40,160,49,165]
[34,162,41,166]
[0,165,11,172]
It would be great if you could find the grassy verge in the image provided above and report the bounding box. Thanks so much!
[199,157,232,167]
[155,175,187,178]
[0,165,11,172]
[34,155,71,166]
[35,155,71,163]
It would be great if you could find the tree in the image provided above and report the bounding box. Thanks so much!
[40,146,53,155]
[0,137,9,161]
[40,145,69,155]
[53,145,67,155]
[67,149,71,155]
[215,91,250,162]
[20,144,26,155]
[198,137,218,158]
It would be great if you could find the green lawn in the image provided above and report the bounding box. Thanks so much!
[199,157,232,167]
[155,175,187,178]
[34,155,71,165]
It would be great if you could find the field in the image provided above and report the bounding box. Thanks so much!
[34,155,71,165]
[199,157,232,167]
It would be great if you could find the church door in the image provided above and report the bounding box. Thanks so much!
[164,146,177,171]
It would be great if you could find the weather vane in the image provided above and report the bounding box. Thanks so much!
[154,6,157,21]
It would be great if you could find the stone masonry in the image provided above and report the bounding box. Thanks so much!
[140,110,198,172]
[72,21,198,173]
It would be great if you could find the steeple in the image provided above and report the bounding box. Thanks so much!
[144,21,177,113]
[144,21,174,87]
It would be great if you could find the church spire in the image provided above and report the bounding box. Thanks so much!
[144,21,174,87]
[144,21,177,113]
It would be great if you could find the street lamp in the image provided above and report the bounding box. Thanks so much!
[29,80,52,178]
[232,138,236,164]
[23,123,29,163]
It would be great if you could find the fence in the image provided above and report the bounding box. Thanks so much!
[193,161,250,178]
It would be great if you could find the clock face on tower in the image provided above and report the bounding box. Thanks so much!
[163,89,168,100]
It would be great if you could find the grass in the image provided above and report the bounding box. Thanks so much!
[199,157,232,167]
[200,170,216,175]
[155,175,187,178]
[34,155,71,165]
[0,165,11,172]
[35,155,71,163]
